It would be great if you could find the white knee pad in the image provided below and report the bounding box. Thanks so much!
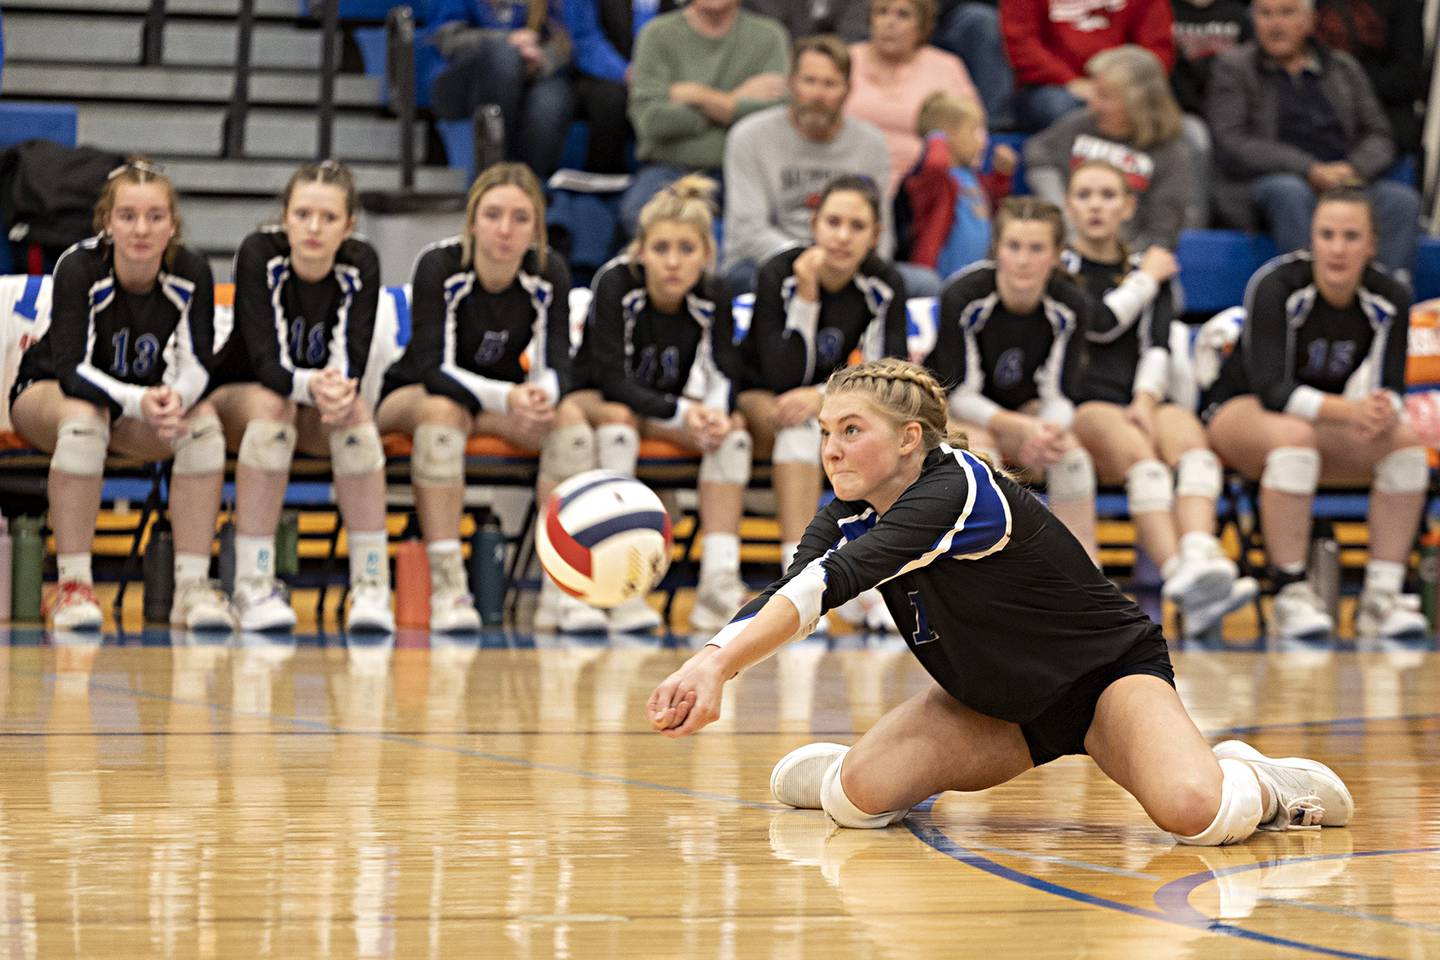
[1373,446,1429,494]
[1125,458,1174,514]
[329,423,385,476]
[170,414,224,476]
[539,423,596,484]
[1175,448,1223,500]
[52,415,110,476]
[411,423,465,485]
[819,754,910,829]
[1173,757,1263,846]
[1260,446,1320,495]
[700,430,753,487]
[595,423,639,476]
[1046,446,1095,503]
[238,419,297,473]
[773,420,821,465]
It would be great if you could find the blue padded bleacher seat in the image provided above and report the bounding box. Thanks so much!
[1175,230,1278,315]
[0,103,80,275]
[1416,237,1440,303]
[300,0,395,18]
[547,191,620,271]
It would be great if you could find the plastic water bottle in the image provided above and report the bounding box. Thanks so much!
[394,515,430,629]
[275,511,300,577]
[143,517,175,623]
[218,520,236,595]
[1308,527,1341,627]
[469,508,506,626]
[0,514,12,623]
[1420,530,1440,628]
[11,516,45,623]
[475,103,506,173]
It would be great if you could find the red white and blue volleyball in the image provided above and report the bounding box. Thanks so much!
[536,470,673,608]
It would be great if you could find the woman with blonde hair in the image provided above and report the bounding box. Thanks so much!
[542,174,748,634]
[1024,45,1196,248]
[10,158,231,631]
[648,357,1354,853]
[377,163,572,633]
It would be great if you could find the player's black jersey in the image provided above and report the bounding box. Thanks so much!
[928,263,1090,427]
[1063,249,1174,406]
[1207,252,1410,419]
[213,229,380,404]
[712,445,1164,723]
[16,236,213,420]
[381,239,572,414]
[571,257,739,423]
[738,245,908,392]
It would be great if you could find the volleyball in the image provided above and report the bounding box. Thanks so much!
[535,470,673,608]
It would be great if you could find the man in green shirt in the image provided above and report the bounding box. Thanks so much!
[620,0,790,236]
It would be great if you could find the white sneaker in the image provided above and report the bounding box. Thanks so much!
[557,593,608,632]
[233,576,297,632]
[1181,576,1260,639]
[1270,581,1334,641]
[430,560,481,633]
[1213,740,1352,829]
[346,578,395,633]
[50,580,103,631]
[608,596,663,633]
[770,742,850,809]
[689,573,749,633]
[1353,590,1429,639]
[1163,552,1238,609]
[170,579,236,632]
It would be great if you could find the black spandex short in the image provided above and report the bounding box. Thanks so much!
[1019,632,1175,766]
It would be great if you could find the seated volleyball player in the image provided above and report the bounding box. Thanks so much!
[1062,160,1256,637]
[649,358,1354,847]
[209,160,392,632]
[546,175,750,634]
[1206,186,1427,641]
[735,175,907,634]
[10,158,232,631]
[376,163,572,633]
[927,198,1100,562]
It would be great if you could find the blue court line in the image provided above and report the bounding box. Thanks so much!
[14,664,1436,957]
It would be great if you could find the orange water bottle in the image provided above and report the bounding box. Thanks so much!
[393,515,430,629]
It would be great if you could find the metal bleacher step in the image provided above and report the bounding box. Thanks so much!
[3,0,300,17]
[78,103,227,156]
[161,21,336,69]
[2,63,383,108]
[166,158,467,196]
[3,14,143,63]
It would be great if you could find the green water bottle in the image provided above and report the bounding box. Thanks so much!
[11,516,46,623]
[469,508,506,626]
[275,511,299,577]
[1420,530,1440,629]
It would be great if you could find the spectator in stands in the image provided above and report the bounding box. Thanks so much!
[209,161,391,634]
[846,0,985,194]
[565,0,679,175]
[1170,0,1253,226]
[903,91,1015,278]
[621,0,788,236]
[1207,0,1421,275]
[744,0,871,42]
[721,35,893,295]
[1025,45,1195,249]
[1314,0,1424,155]
[931,0,1016,128]
[926,198,1100,561]
[9,158,231,632]
[735,175,908,632]
[1063,160,1257,638]
[376,164,572,634]
[1001,0,1175,132]
[561,176,751,633]
[1204,187,1426,641]
[421,0,574,179]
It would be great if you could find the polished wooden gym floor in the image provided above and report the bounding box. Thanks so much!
[2,604,1438,959]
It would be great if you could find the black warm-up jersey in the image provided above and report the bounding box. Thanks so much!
[381,240,572,413]
[1064,249,1175,406]
[927,263,1090,427]
[571,257,740,423]
[15,236,213,419]
[738,246,908,392]
[213,229,380,403]
[711,445,1166,723]
[1205,252,1411,419]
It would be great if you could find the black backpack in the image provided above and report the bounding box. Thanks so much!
[0,139,126,252]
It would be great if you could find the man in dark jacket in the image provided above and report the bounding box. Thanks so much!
[1207,0,1419,275]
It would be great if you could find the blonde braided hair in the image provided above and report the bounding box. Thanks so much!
[825,359,989,462]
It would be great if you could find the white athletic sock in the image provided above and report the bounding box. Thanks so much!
[235,534,275,581]
[427,539,464,591]
[1276,560,1306,576]
[1179,530,1219,559]
[349,531,390,589]
[1363,559,1405,595]
[780,540,799,574]
[57,553,92,586]
[700,532,740,581]
[174,552,210,585]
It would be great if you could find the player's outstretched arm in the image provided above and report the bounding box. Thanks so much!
[647,595,803,738]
